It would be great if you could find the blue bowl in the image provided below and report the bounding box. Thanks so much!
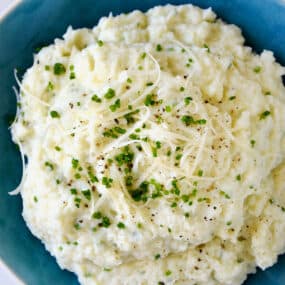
[0,0,285,284]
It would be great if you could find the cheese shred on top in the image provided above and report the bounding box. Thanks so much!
[11,4,285,285]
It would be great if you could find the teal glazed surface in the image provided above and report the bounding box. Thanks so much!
[0,0,285,284]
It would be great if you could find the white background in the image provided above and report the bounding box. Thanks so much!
[0,0,22,284]
[0,0,14,12]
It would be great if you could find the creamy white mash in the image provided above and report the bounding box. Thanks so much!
[11,4,285,285]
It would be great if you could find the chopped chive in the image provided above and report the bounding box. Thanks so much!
[182,194,190,203]
[114,127,126,134]
[253,66,261,73]
[104,88,116,99]
[129,133,140,140]
[220,190,231,199]
[74,197,81,208]
[46,81,54,92]
[259,110,271,120]
[82,189,91,201]
[125,175,133,187]
[53,63,66,75]
[165,105,172,112]
[99,216,111,228]
[196,119,207,124]
[117,222,126,229]
[74,223,80,230]
[109,99,120,112]
[156,44,163,52]
[181,115,206,126]
[92,211,102,219]
[152,147,158,157]
[44,161,54,170]
[74,173,81,179]
[137,223,142,229]
[165,270,172,276]
[69,72,76,80]
[102,177,113,188]
[197,169,203,177]
[70,188,77,195]
[97,40,104,47]
[154,254,161,260]
[203,44,210,53]
[72,158,79,169]
[91,94,102,103]
[155,141,161,149]
[175,154,182,160]
[144,94,156,106]
[55,146,61,151]
[184,97,192,105]
[250,140,256,147]
[50,110,60,118]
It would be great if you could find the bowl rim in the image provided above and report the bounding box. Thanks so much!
[0,1,26,284]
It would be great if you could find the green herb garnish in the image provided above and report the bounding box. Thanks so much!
[117,222,126,229]
[104,88,116,99]
[53,63,66,75]
[91,94,102,103]
[253,66,261,73]
[82,189,91,201]
[102,177,113,188]
[97,40,104,47]
[92,211,102,219]
[109,99,121,112]
[156,44,163,52]
[50,110,60,118]
[260,110,271,120]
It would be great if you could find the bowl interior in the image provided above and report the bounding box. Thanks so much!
[0,0,285,284]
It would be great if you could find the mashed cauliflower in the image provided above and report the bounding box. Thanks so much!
[11,4,285,285]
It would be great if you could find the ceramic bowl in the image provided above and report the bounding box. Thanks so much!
[0,0,285,284]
